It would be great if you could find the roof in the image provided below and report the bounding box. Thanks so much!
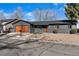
[12,19,33,25]
[3,19,19,25]
[31,20,77,25]
[3,19,77,25]
[3,19,32,25]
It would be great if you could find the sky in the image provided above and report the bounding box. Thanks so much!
[0,3,67,21]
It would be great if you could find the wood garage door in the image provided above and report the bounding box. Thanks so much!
[16,25,30,32]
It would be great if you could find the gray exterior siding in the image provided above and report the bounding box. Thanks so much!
[48,25,57,33]
[48,25,72,33]
[2,19,77,34]
[4,23,77,33]
[31,25,74,33]
[34,28,43,33]
[33,28,46,33]
[58,25,70,33]
[58,29,71,33]
[71,25,77,29]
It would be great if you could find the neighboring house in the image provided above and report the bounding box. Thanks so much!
[2,19,77,33]
[0,19,12,33]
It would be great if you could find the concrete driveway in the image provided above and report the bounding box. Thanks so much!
[0,41,79,56]
[0,33,79,56]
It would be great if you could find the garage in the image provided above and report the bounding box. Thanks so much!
[16,25,30,32]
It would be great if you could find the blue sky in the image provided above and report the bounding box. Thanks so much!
[0,3,67,21]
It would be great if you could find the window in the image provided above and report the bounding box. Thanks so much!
[59,25,69,29]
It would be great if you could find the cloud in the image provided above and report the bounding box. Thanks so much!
[53,3,59,6]
[64,4,67,7]
[0,12,35,21]
[0,11,11,19]
[58,7,65,12]
[54,6,67,20]
[0,9,11,19]
[3,12,34,20]
[4,13,11,19]
[24,12,35,21]
[25,12,33,16]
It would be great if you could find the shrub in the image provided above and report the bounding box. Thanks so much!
[70,29,77,34]
[53,29,58,33]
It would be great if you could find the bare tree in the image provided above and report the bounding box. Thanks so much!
[33,8,42,21]
[0,11,6,19]
[0,11,6,33]
[11,7,25,20]
[0,11,6,24]
[33,8,57,21]
[44,9,57,21]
